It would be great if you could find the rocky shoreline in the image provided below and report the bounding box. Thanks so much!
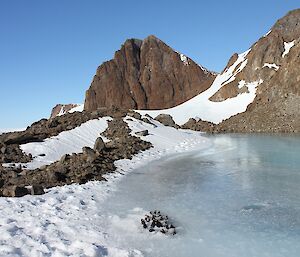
[0,105,298,198]
[0,109,152,197]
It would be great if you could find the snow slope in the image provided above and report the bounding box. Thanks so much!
[138,49,263,125]
[18,117,112,169]
[0,117,209,257]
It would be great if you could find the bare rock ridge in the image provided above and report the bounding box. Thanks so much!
[84,35,216,111]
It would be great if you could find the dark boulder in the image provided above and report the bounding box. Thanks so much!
[135,130,149,136]
[154,114,178,128]
[2,186,29,197]
[94,137,105,152]
[30,185,45,195]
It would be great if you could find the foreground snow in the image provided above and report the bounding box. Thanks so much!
[138,49,263,125]
[0,117,209,257]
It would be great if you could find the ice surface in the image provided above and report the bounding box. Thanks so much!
[138,49,264,125]
[282,40,295,58]
[100,134,300,257]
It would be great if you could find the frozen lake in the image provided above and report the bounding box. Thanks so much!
[101,134,300,257]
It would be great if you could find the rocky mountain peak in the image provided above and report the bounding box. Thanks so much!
[50,104,83,119]
[84,35,216,112]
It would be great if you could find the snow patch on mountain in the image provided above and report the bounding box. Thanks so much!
[138,49,262,125]
[57,104,84,116]
[238,80,246,89]
[282,40,295,58]
[68,104,84,114]
[263,30,272,37]
[179,53,189,66]
[263,63,279,71]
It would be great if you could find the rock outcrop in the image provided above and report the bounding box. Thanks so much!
[84,35,216,111]
[154,114,178,128]
[50,104,82,119]
[181,118,215,133]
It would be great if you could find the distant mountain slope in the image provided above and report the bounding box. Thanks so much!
[84,35,216,111]
[213,9,300,132]
[139,9,300,132]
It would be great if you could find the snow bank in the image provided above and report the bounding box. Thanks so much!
[138,49,262,125]
[263,63,279,71]
[19,117,112,169]
[0,118,209,257]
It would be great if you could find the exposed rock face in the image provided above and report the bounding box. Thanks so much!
[84,35,216,111]
[50,104,82,119]
[208,9,300,132]
[94,137,105,152]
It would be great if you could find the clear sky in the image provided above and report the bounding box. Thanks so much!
[0,1,299,129]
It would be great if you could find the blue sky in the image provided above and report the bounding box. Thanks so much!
[0,1,299,129]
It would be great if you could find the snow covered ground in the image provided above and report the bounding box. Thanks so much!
[17,117,112,170]
[0,117,210,257]
[138,49,263,125]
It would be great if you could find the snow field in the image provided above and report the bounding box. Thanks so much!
[0,117,209,257]
[138,49,263,125]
